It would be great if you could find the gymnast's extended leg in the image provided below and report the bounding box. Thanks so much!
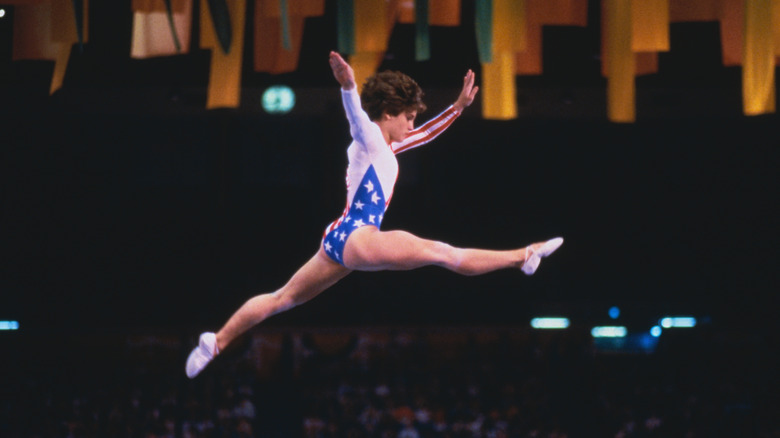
[343,227,562,275]
[185,248,350,378]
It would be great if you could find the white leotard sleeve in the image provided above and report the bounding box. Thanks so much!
[341,87,385,154]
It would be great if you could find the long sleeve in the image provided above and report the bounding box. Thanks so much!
[391,106,461,154]
[341,87,384,153]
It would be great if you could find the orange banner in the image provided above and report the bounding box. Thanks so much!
[350,0,400,91]
[12,0,88,94]
[256,0,324,16]
[516,0,588,75]
[254,0,324,73]
[254,14,305,73]
[668,0,743,67]
[131,0,192,58]
[132,0,188,12]
[398,0,461,26]
[201,0,246,108]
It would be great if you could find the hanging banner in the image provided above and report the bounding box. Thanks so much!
[12,0,89,94]
[254,0,324,73]
[482,51,517,119]
[604,0,636,122]
[481,0,522,119]
[475,0,492,63]
[516,0,588,76]
[718,0,744,66]
[743,0,776,115]
[131,0,192,58]
[415,0,430,61]
[201,0,246,108]
[350,0,398,91]
[337,0,356,54]
[668,0,743,67]
[632,0,669,52]
[398,0,461,26]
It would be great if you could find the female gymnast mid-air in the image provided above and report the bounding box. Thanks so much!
[185,51,563,378]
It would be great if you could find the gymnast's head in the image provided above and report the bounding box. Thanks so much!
[361,71,427,122]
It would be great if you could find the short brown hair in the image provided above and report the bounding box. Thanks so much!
[360,71,427,121]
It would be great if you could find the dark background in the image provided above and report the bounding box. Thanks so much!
[1,1,777,335]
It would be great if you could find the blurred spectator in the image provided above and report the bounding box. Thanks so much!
[1,326,777,437]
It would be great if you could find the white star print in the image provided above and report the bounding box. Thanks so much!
[369,215,376,223]
[345,215,351,223]
[371,192,381,204]
[353,219,365,227]
[379,214,383,222]
[354,200,364,210]
[339,232,346,241]
[324,241,332,252]
[364,180,374,193]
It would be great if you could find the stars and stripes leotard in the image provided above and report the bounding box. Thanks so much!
[322,87,461,266]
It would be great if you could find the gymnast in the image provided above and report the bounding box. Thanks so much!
[186,51,563,378]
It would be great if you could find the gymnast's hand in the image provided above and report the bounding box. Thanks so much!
[453,69,479,113]
[329,51,356,91]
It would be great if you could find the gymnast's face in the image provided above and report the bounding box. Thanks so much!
[382,109,417,143]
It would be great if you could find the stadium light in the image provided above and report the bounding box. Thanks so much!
[650,325,662,337]
[591,326,627,338]
[660,316,696,328]
[0,320,19,330]
[262,85,296,114]
[608,306,620,319]
[530,317,570,329]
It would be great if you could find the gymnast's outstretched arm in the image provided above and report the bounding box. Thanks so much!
[393,69,480,154]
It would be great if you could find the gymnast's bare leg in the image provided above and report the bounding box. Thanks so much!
[185,247,350,378]
[185,51,563,378]
[185,232,560,378]
[215,248,350,349]
[345,226,543,275]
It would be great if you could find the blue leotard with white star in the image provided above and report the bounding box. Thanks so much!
[322,87,460,266]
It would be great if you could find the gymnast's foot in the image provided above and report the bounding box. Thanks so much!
[521,237,563,275]
[186,332,218,378]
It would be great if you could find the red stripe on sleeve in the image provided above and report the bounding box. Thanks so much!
[393,106,460,154]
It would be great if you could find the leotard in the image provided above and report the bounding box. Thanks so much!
[322,87,460,265]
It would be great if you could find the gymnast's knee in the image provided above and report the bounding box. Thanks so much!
[431,241,463,267]
[268,290,297,315]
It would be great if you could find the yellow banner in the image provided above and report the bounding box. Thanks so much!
[350,0,399,91]
[605,0,635,122]
[354,0,391,53]
[481,0,523,119]
[482,51,517,120]
[632,0,669,52]
[743,0,776,115]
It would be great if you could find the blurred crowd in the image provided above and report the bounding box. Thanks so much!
[1,325,777,438]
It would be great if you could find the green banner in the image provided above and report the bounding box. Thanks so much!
[280,0,291,50]
[163,0,182,52]
[415,0,430,61]
[337,0,355,55]
[475,0,492,64]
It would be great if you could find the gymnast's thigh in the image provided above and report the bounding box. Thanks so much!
[342,226,447,271]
